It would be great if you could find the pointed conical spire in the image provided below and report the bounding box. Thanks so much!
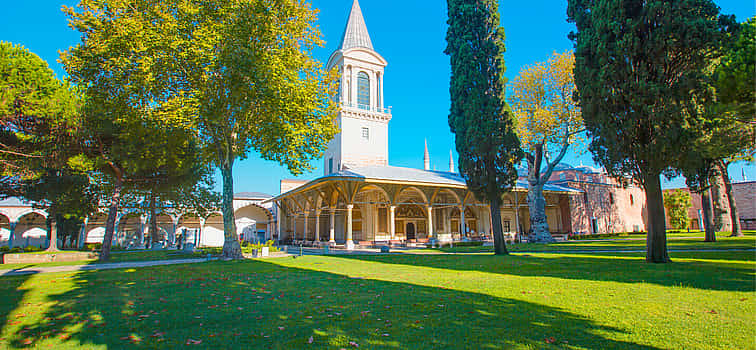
[424,139,430,171]
[340,0,374,50]
[449,150,455,173]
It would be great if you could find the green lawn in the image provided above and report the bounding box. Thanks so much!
[0,250,753,349]
[433,231,756,254]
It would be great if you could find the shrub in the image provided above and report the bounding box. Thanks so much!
[568,232,632,240]
[664,189,692,230]
[24,246,43,252]
[85,243,102,251]
[438,241,484,248]
[0,247,23,253]
[241,240,279,253]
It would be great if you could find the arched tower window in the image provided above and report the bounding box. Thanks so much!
[357,71,370,109]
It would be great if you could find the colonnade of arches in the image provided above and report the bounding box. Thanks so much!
[0,203,275,249]
[276,182,486,248]
[275,181,571,248]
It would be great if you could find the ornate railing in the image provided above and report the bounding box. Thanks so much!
[341,101,391,114]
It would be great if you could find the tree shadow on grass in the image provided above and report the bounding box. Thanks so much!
[0,274,31,341]
[335,252,755,292]
[4,260,660,349]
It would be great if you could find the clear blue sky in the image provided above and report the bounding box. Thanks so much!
[2,0,754,196]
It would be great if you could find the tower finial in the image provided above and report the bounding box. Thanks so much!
[424,139,430,171]
[449,149,455,173]
[339,0,374,50]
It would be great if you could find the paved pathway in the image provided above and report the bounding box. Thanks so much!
[0,258,209,277]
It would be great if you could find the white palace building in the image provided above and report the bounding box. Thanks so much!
[1,0,661,250]
[268,0,586,249]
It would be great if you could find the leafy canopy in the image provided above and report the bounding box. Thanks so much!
[663,189,692,230]
[567,0,735,181]
[445,0,523,201]
[509,51,583,158]
[0,42,79,191]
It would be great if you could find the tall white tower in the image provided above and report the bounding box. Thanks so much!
[323,0,391,175]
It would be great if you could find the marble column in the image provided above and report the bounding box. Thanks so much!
[346,204,354,250]
[389,206,396,240]
[329,208,336,243]
[197,218,205,246]
[138,215,146,247]
[290,216,296,242]
[514,192,521,240]
[78,217,89,249]
[314,210,321,243]
[7,221,17,249]
[426,206,434,240]
[460,206,466,238]
[303,212,309,241]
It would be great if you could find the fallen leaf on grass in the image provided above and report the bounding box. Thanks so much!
[185,339,203,345]
[545,337,556,344]
[308,336,314,344]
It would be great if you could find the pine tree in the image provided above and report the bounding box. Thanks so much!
[446,0,524,255]
[567,0,735,263]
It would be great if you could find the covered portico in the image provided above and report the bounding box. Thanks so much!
[271,166,580,249]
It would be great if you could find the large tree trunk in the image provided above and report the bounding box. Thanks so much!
[489,196,509,255]
[100,179,122,261]
[643,172,670,263]
[525,142,569,243]
[149,193,160,246]
[527,182,554,243]
[717,161,742,237]
[701,188,716,242]
[220,159,243,259]
[710,172,731,232]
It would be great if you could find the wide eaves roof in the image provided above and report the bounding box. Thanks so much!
[271,165,582,201]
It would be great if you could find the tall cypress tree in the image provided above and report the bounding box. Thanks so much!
[446,0,524,255]
[567,0,735,263]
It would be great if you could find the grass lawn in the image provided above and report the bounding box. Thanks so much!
[0,250,753,349]
[433,231,756,254]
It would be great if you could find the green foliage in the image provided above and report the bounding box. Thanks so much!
[84,243,102,251]
[714,17,756,119]
[664,190,693,231]
[437,241,484,248]
[445,0,524,254]
[567,0,734,180]
[241,240,279,253]
[0,42,80,196]
[63,0,337,260]
[568,232,633,240]
[567,0,734,263]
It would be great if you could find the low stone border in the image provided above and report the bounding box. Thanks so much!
[3,251,99,264]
